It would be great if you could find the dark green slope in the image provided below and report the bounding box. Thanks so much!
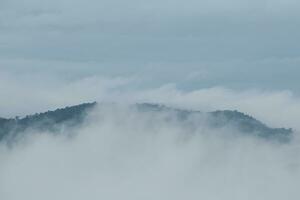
[0,102,293,143]
[0,102,97,142]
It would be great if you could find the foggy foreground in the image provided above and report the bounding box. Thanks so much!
[1,103,300,200]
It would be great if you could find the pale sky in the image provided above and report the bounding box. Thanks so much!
[1,0,300,91]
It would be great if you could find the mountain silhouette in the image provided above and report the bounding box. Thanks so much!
[0,102,292,143]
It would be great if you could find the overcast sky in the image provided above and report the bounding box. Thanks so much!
[2,2,300,199]
[1,0,300,91]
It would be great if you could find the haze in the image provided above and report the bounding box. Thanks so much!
[1,0,300,199]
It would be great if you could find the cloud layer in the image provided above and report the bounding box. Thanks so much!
[1,71,300,132]
[1,103,300,200]
[0,73,300,200]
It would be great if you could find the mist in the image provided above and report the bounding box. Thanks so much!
[1,90,300,200]
[1,0,300,198]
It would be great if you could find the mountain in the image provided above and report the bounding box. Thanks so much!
[135,103,292,142]
[0,102,97,142]
[0,102,293,143]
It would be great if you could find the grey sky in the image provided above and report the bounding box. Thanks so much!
[1,0,300,91]
[3,2,300,199]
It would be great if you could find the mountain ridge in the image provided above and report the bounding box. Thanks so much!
[0,102,293,143]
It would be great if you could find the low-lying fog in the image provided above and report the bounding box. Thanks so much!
[1,102,300,200]
[1,73,300,200]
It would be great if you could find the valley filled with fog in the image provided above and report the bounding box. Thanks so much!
[1,76,300,200]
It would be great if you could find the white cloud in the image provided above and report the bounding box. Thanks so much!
[1,70,300,199]
[1,104,300,200]
[1,71,300,132]
[129,86,300,130]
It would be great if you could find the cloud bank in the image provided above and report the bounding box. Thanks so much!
[1,73,300,200]
[1,71,300,131]
[1,103,300,200]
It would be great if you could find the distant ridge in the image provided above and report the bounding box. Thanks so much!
[0,102,97,142]
[0,102,292,143]
[135,103,292,141]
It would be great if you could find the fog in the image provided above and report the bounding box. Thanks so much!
[1,76,300,199]
[1,0,300,198]
[1,71,300,131]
